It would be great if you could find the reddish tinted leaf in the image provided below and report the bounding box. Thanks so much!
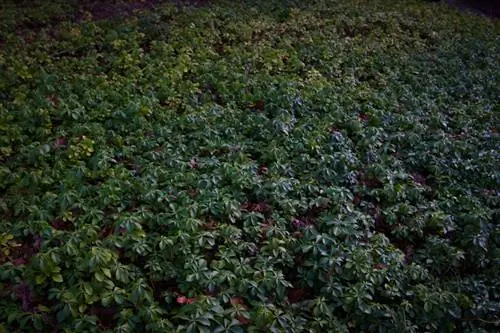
[12,258,27,266]
[188,189,199,198]
[242,201,272,213]
[250,100,265,111]
[51,218,65,230]
[189,157,198,169]
[258,165,268,175]
[359,113,369,121]
[412,172,427,186]
[292,218,306,229]
[54,137,67,148]
[47,95,60,107]
[237,315,251,325]
[100,226,113,238]
[230,297,245,306]
[203,219,217,230]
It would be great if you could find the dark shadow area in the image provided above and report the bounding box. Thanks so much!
[447,0,500,18]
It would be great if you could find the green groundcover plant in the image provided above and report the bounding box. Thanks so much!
[0,0,498,332]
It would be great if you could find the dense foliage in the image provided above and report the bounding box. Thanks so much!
[0,0,499,332]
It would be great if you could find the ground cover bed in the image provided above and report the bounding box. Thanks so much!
[0,0,498,332]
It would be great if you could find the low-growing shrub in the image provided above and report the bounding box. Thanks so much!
[0,0,498,332]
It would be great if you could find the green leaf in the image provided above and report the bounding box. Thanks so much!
[114,293,124,304]
[95,272,104,282]
[83,283,93,296]
[102,267,112,278]
[35,275,45,285]
[52,274,63,283]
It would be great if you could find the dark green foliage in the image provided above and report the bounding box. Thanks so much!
[0,0,498,332]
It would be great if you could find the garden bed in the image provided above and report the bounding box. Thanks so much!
[0,0,498,332]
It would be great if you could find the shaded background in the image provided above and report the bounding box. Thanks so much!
[447,0,500,17]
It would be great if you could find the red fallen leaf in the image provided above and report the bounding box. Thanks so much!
[237,315,251,325]
[176,296,187,304]
[359,113,369,122]
[292,216,316,229]
[54,137,67,148]
[241,201,272,213]
[292,218,306,229]
[12,258,28,266]
[250,100,265,111]
[262,220,272,228]
[253,202,271,213]
[451,132,465,139]
[203,220,217,230]
[47,95,60,107]
[230,297,245,306]
[100,227,113,238]
[189,157,198,169]
[258,165,268,175]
